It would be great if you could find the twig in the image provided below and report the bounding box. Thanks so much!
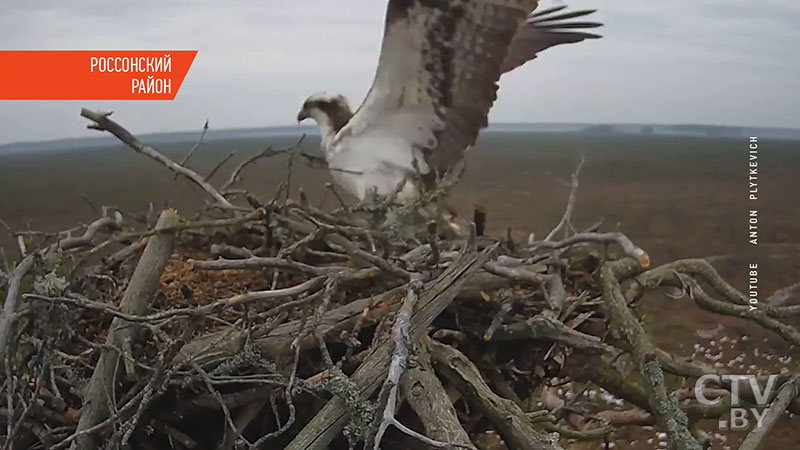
[489,312,608,353]
[738,377,800,450]
[205,150,237,182]
[326,234,411,281]
[400,340,478,450]
[767,280,800,306]
[630,262,800,344]
[483,261,549,285]
[428,338,563,450]
[80,109,237,210]
[176,119,209,174]
[223,147,278,192]
[283,246,492,450]
[190,256,346,277]
[369,274,441,450]
[427,221,440,267]
[0,211,128,362]
[545,155,585,242]
[3,352,48,449]
[325,182,348,209]
[28,276,327,325]
[58,214,122,250]
[0,255,34,365]
[16,236,27,258]
[115,209,264,241]
[118,325,192,446]
[529,232,650,268]
[52,386,148,450]
[484,297,514,341]
[222,135,309,193]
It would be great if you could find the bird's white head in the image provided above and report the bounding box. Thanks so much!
[296,92,353,136]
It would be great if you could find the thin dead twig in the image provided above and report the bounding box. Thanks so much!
[176,118,209,173]
[368,274,451,450]
[205,150,237,182]
[27,276,327,325]
[80,109,237,211]
[545,155,585,242]
[529,232,650,269]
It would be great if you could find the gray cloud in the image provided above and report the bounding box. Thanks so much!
[1,0,798,144]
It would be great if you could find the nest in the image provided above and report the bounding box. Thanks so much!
[1,110,797,450]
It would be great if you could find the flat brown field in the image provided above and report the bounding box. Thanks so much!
[1,131,799,448]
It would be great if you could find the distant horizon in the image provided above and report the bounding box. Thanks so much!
[3,120,800,150]
[3,1,800,144]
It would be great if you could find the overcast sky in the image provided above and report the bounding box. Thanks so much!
[1,0,799,144]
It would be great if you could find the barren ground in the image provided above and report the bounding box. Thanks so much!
[1,131,799,449]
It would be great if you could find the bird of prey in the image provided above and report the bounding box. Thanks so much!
[297,1,601,204]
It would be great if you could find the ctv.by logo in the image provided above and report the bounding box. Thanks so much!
[694,374,779,430]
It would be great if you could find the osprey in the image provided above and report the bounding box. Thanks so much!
[297,1,601,203]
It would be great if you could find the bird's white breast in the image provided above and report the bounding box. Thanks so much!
[325,130,428,202]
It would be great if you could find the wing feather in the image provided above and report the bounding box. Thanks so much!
[501,7,602,73]
[341,1,599,188]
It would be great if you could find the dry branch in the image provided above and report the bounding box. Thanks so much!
[400,341,478,450]
[368,274,431,450]
[80,109,237,210]
[488,312,609,352]
[738,377,800,450]
[0,255,34,365]
[283,246,491,450]
[71,210,180,450]
[544,155,584,242]
[600,259,702,450]
[27,276,327,326]
[0,214,123,364]
[530,232,650,268]
[176,119,209,170]
[428,337,562,450]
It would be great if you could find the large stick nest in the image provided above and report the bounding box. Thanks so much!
[0,110,797,450]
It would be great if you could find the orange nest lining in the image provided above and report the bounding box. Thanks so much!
[157,253,276,309]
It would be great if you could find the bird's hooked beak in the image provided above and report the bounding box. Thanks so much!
[296,109,310,123]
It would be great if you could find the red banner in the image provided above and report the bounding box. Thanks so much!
[0,51,197,100]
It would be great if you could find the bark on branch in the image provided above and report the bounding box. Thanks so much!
[428,337,562,450]
[600,259,702,450]
[400,340,478,450]
[71,210,180,450]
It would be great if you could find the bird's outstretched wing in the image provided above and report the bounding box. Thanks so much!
[341,0,538,182]
[340,1,598,185]
[501,6,602,73]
